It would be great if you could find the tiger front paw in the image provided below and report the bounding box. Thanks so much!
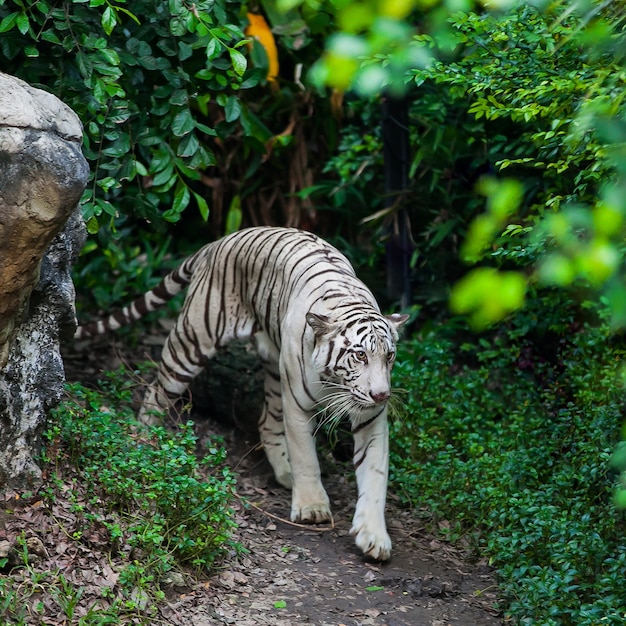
[291,500,332,524]
[350,521,392,561]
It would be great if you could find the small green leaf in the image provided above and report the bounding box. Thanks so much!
[177,133,200,158]
[101,6,117,36]
[273,600,287,609]
[170,89,189,106]
[365,585,384,592]
[537,254,574,287]
[0,12,18,33]
[170,15,187,37]
[152,165,175,187]
[482,178,524,220]
[195,122,217,137]
[610,443,626,471]
[41,29,62,44]
[195,69,214,81]
[225,195,242,235]
[173,183,191,214]
[229,48,247,77]
[16,12,29,35]
[193,191,209,221]
[450,268,527,329]
[178,41,193,61]
[614,486,626,509]
[115,6,140,25]
[86,216,100,235]
[99,48,120,66]
[206,37,222,60]
[224,96,241,123]
[171,109,195,136]
[150,152,173,174]
[96,176,119,192]
[276,0,301,11]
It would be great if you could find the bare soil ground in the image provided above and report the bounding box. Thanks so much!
[181,429,502,626]
[0,337,503,625]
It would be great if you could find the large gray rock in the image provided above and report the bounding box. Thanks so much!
[0,73,88,492]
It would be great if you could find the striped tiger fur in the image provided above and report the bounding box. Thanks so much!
[76,227,408,561]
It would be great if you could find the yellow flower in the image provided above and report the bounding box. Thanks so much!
[245,13,279,83]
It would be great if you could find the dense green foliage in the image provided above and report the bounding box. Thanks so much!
[423,5,626,328]
[47,373,238,573]
[2,372,237,621]
[0,0,251,225]
[391,300,626,624]
[34,373,233,613]
[0,0,340,310]
[318,3,626,317]
[306,0,626,328]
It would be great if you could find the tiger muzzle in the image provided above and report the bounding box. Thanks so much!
[370,390,390,404]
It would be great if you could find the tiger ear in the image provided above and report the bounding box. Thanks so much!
[306,312,333,337]
[386,313,410,329]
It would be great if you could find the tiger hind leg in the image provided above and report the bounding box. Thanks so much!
[139,322,213,425]
[258,365,293,488]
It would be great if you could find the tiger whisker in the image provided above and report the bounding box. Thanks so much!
[387,388,407,421]
[313,393,358,436]
[312,380,351,394]
[311,391,354,435]
[311,393,348,424]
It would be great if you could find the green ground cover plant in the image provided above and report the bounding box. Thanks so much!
[391,296,626,624]
[49,372,238,572]
[0,369,237,623]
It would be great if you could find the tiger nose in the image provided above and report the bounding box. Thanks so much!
[370,390,390,404]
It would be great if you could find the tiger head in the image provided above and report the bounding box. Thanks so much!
[306,311,409,423]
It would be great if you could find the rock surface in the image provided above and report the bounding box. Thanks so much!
[0,73,88,492]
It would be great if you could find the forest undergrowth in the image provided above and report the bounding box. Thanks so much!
[391,293,626,625]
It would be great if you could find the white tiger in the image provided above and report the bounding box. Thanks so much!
[76,227,408,560]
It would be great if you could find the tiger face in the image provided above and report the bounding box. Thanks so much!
[306,311,407,424]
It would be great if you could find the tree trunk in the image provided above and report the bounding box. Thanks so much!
[0,73,88,493]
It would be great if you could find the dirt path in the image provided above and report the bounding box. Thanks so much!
[0,416,501,626]
[167,506,500,625]
[166,420,502,626]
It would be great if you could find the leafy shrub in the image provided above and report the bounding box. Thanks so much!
[390,297,626,624]
[317,3,626,323]
[0,0,257,229]
[415,4,626,327]
[46,370,238,580]
[0,0,343,313]
[0,371,237,623]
